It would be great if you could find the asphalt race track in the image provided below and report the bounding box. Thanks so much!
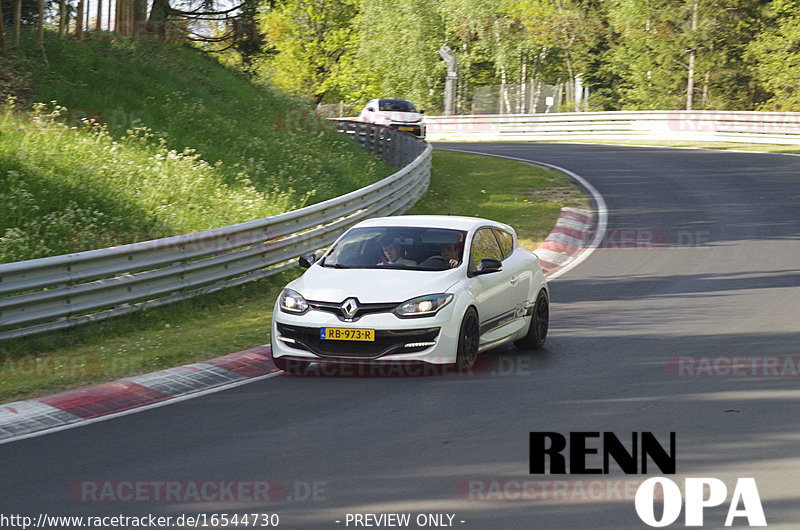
[3,143,800,529]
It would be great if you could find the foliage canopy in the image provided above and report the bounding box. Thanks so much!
[245,0,795,112]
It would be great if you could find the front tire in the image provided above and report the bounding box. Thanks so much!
[515,289,549,350]
[454,307,480,371]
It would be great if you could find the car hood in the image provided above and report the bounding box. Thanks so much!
[288,266,462,303]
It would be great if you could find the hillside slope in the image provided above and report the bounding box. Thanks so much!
[1,34,391,262]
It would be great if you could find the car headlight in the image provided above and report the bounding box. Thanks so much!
[279,288,309,314]
[395,294,453,318]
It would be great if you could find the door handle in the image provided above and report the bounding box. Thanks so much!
[510,275,519,285]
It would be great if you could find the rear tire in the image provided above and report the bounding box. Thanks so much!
[515,289,549,350]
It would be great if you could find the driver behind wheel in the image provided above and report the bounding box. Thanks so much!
[378,239,417,267]
[440,243,461,268]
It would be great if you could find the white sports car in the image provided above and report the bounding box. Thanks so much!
[271,215,548,373]
[359,98,425,138]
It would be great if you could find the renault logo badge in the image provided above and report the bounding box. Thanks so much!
[341,298,359,319]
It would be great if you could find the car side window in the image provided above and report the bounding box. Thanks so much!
[493,229,514,258]
[470,228,504,270]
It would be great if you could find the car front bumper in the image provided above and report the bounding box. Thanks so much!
[271,302,459,365]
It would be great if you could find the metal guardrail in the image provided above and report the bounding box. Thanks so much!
[424,110,800,145]
[0,122,431,340]
[334,119,426,167]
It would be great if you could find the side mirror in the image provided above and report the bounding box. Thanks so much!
[420,109,425,114]
[475,258,502,274]
[299,253,317,269]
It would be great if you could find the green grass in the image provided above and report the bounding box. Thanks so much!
[17,34,390,200]
[0,150,583,402]
[0,104,298,261]
[1,32,393,262]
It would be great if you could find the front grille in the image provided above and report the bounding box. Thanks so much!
[308,300,399,322]
[276,324,440,358]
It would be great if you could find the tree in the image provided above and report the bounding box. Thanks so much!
[604,0,689,109]
[230,0,266,66]
[605,0,766,110]
[437,0,507,112]
[504,0,606,108]
[747,0,800,109]
[693,0,766,109]
[355,0,445,110]
[235,0,777,112]
[1,0,41,26]
[257,0,359,105]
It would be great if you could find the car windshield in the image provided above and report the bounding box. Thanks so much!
[321,227,466,271]
[378,99,417,113]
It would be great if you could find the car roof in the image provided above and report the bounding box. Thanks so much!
[352,215,514,233]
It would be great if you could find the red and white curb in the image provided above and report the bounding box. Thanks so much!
[0,159,604,445]
[0,346,280,444]
[535,207,593,276]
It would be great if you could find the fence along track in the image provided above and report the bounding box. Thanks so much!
[424,110,800,145]
[0,121,430,340]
